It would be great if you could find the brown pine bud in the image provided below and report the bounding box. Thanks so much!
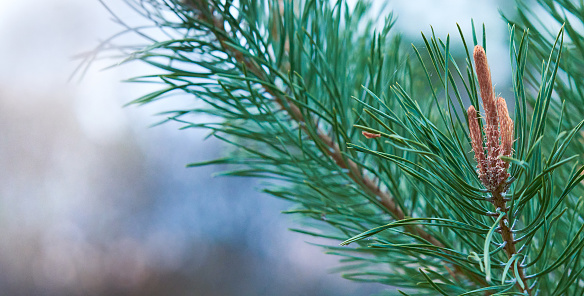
[474,45,500,171]
[497,97,513,158]
[496,97,514,188]
[473,45,496,123]
[467,105,488,185]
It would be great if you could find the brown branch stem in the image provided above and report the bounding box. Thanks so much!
[492,190,531,294]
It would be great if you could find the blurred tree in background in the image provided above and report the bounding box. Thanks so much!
[88,0,584,294]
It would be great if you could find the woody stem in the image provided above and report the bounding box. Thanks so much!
[491,190,531,294]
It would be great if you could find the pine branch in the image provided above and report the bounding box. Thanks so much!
[93,0,584,294]
[182,0,483,283]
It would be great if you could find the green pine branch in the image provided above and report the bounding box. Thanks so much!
[87,0,584,294]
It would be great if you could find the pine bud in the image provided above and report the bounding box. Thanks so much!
[497,97,513,158]
[496,97,514,187]
[474,45,500,171]
[467,105,488,185]
[473,46,496,124]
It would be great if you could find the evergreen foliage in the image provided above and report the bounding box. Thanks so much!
[87,0,584,294]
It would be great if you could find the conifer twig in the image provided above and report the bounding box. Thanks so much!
[188,0,406,225]
[181,0,489,287]
[468,45,530,295]
[102,1,584,293]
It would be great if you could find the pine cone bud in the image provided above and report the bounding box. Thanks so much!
[474,45,500,171]
[467,105,488,185]
[497,97,513,158]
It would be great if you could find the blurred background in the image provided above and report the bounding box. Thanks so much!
[0,1,518,295]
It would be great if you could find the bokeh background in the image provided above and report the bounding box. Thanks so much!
[0,1,518,295]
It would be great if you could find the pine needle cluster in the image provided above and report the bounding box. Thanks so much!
[87,0,584,294]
